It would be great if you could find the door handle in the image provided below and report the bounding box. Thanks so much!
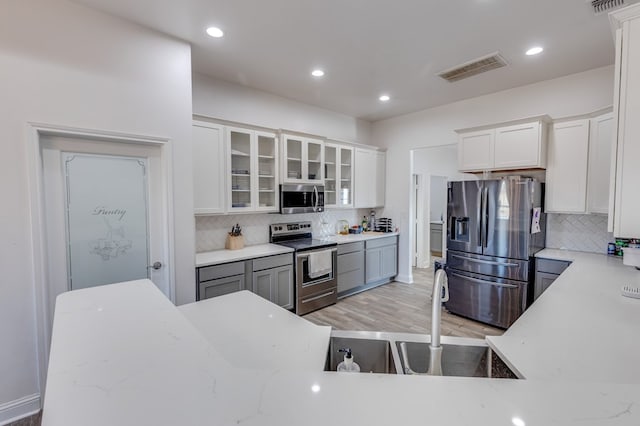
[313,185,319,212]
[450,254,518,267]
[301,290,335,303]
[449,272,518,289]
[483,187,489,248]
[147,261,162,270]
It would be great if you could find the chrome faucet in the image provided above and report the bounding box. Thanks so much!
[427,268,449,375]
[399,268,449,375]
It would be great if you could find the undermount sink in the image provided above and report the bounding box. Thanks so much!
[325,335,397,374]
[397,341,489,377]
[324,331,517,378]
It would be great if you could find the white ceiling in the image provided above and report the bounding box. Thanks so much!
[74,0,631,122]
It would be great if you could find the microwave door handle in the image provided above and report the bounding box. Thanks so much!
[313,185,319,212]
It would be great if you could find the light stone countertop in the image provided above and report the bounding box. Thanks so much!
[196,243,294,267]
[195,234,398,269]
[42,276,640,425]
[487,248,640,383]
[322,231,398,244]
[178,291,331,371]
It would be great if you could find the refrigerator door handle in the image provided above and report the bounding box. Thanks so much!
[450,254,519,267]
[477,186,484,248]
[449,272,519,289]
[483,187,489,249]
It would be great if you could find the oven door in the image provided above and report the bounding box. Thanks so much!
[280,184,324,214]
[296,248,337,314]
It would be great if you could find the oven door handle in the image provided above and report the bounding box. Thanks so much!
[297,248,338,260]
[301,290,335,304]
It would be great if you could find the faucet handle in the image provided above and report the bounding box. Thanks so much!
[435,269,449,303]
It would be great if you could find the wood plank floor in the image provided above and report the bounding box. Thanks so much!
[304,267,503,339]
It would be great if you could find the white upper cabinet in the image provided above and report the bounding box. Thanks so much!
[457,117,549,172]
[545,119,590,213]
[354,148,385,208]
[324,142,354,208]
[375,150,386,207]
[610,5,640,237]
[587,112,614,214]
[227,126,278,213]
[193,121,226,215]
[545,111,613,214]
[281,134,324,184]
[458,129,495,171]
[494,121,547,169]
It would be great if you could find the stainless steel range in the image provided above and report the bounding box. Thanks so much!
[270,221,337,315]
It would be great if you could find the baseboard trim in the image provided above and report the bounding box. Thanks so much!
[0,394,41,426]
[395,273,413,284]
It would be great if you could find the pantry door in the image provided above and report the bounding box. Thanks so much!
[39,132,172,323]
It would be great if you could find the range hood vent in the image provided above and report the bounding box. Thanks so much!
[591,0,625,13]
[437,52,507,83]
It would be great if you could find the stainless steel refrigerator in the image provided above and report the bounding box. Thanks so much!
[445,178,545,329]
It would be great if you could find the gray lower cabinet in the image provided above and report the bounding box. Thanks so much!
[197,261,247,301]
[365,236,398,285]
[534,258,571,301]
[251,254,294,309]
[197,253,294,307]
[337,242,365,295]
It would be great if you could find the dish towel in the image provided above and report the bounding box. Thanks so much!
[308,250,333,278]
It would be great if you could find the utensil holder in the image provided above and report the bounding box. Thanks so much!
[225,234,244,250]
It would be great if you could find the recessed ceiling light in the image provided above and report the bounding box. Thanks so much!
[311,69,325,77]
[206,27,224,38]
[512,417,526,426]
[379,95,390,102]
[526,46,543,56]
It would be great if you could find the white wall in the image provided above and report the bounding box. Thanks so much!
[0,0,194,421]
[411,145,476,270]
[193,73,372,144]
[373,65,615,283]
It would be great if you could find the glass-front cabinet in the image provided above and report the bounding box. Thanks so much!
[227,127,278,212]
[256,133,278,210]
[282,134,324,184]
[324,143,354,208]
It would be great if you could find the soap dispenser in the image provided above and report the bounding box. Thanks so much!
[337,348,360,373]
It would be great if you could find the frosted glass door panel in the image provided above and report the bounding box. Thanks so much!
[64,153,149,290]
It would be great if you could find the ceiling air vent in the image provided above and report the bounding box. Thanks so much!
[437,52,508,83]
[591,0,624,13]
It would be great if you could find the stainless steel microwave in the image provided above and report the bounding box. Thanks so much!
[280,184,324,214]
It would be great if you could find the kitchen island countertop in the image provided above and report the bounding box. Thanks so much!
[488,248,640,383]
[42,266,640,425]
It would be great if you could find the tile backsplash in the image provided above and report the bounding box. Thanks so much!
[197,211,611,254]
[545,213,613,254]
[196,209,374,252]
